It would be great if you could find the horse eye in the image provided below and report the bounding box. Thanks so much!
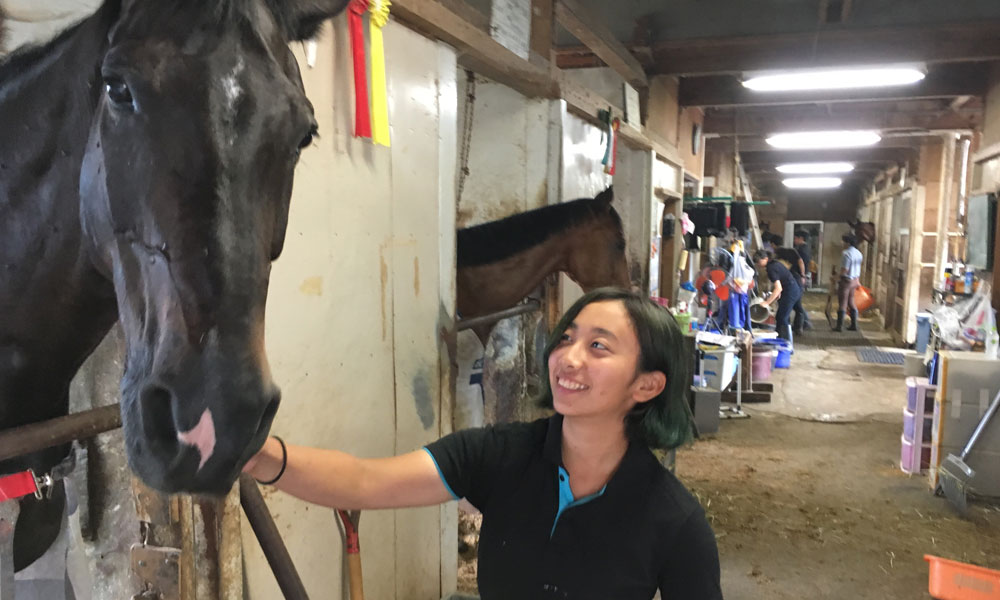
[298,125,319,150]
[104,78,134,108]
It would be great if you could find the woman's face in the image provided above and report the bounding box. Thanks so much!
[548,300,658,422]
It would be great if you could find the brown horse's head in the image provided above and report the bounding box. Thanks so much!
[566,187,631,291]
[78,0,348,494]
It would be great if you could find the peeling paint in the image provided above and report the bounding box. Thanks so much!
[298,276,323,296]
[413,256,420,297]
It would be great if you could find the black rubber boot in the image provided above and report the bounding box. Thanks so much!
[847,308,859,331]
[832,311,845,332]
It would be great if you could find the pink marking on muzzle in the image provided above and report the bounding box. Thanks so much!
[177,409,216,471]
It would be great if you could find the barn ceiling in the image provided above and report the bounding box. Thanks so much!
[554,0,1000,199]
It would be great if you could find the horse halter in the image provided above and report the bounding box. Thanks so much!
[0,446,77,502]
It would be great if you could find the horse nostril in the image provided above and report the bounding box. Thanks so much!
[139,384,178,448]
[255,391,281,436]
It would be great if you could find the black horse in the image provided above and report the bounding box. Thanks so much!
[0,0,348,573]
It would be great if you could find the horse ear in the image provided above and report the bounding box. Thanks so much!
[595,186,614,204]
[286,0,351,41]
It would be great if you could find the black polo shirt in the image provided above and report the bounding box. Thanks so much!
[794,243,811,272]
[424,415,723,599]
[765,260,801,298]
[774,247,802,277]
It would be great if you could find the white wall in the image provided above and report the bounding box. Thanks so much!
[243,16,458,600]
[559,111,613,311]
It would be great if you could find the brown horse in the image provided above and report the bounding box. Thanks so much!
[0,0,349,571]
[848,219,876,244]
[456,188,630,341]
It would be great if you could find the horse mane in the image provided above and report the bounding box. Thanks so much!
[457,192,624,268]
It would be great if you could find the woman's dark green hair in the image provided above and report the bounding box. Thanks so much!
[536,287,693,450]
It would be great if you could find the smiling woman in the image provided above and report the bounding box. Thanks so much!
[244,287,722,599]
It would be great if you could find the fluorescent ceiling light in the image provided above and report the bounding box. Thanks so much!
[776,162,855,174]
[766,130,881,149]
[783,177,843,189]
[743,66,925,92]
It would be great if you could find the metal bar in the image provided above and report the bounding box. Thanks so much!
[239,475,309,600]
[456,300,541,331]
[0,404,121,462]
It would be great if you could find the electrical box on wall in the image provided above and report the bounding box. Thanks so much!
[663,213,676,239]
[966,194,996,270]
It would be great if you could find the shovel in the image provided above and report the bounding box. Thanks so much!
[938,387,1000,515]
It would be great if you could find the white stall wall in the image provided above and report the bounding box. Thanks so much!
[244,16,457,600]
[560,111,613,311]
[613,144,655,291]
[456,76,551,227]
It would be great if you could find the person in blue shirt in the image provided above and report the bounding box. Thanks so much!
[834,233,864,332]
[243,288,723,599]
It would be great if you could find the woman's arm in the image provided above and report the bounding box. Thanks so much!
[763,280,782,306]
[244,438,454,510]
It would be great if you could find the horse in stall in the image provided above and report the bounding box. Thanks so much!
[456,187,631,343]
[848,219,876,244]
[0,0,349,575]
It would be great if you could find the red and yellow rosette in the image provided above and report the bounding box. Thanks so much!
[369,0,391,146]
[348,0,371,139]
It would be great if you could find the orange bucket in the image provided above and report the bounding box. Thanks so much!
[925,555,1000,600]
[854,284,875,313]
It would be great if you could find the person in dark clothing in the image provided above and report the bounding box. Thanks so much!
[773,239,810,334]
[754,249,802,342]
[244,288,724,599]
[792,230,814,332]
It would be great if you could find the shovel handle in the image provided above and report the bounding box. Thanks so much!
[961,387,1000,459]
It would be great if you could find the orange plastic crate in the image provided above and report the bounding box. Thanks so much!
[925,555,1000,600]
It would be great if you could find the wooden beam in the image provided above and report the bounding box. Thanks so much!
[678,62,990,108]
[973,141,1000,163]
[732,137,924,154]
[703,101,982,135]
[553,0,648,88]
[435,0,489,32]
[530,0,555,65]
[392,0,556,99]
[648,21,1000,75]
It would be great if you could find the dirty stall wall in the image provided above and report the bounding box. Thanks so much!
[242,17,460,600]
[559,111,651,312]
[454,75,553,429]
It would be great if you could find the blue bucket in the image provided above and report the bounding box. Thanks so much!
[758,338,792,369]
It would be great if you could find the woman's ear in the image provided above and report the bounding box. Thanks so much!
[632,371,667,404]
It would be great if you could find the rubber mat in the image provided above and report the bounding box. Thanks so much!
[856,347,905,365]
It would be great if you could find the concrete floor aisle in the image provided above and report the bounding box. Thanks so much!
[677,292,1000,599]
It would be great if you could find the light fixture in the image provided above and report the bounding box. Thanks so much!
[776,162,855,174]
[766,130,881,149]
[783,177,843,189]
[743,66,925,92]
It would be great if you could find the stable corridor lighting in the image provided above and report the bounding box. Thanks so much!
[776,162,855,174]
[766,130,881,149]
[783,177,843,189]
[743,66,925,92]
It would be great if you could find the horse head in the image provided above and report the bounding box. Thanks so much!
[566,187,631,291]
[77,0,349,494]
